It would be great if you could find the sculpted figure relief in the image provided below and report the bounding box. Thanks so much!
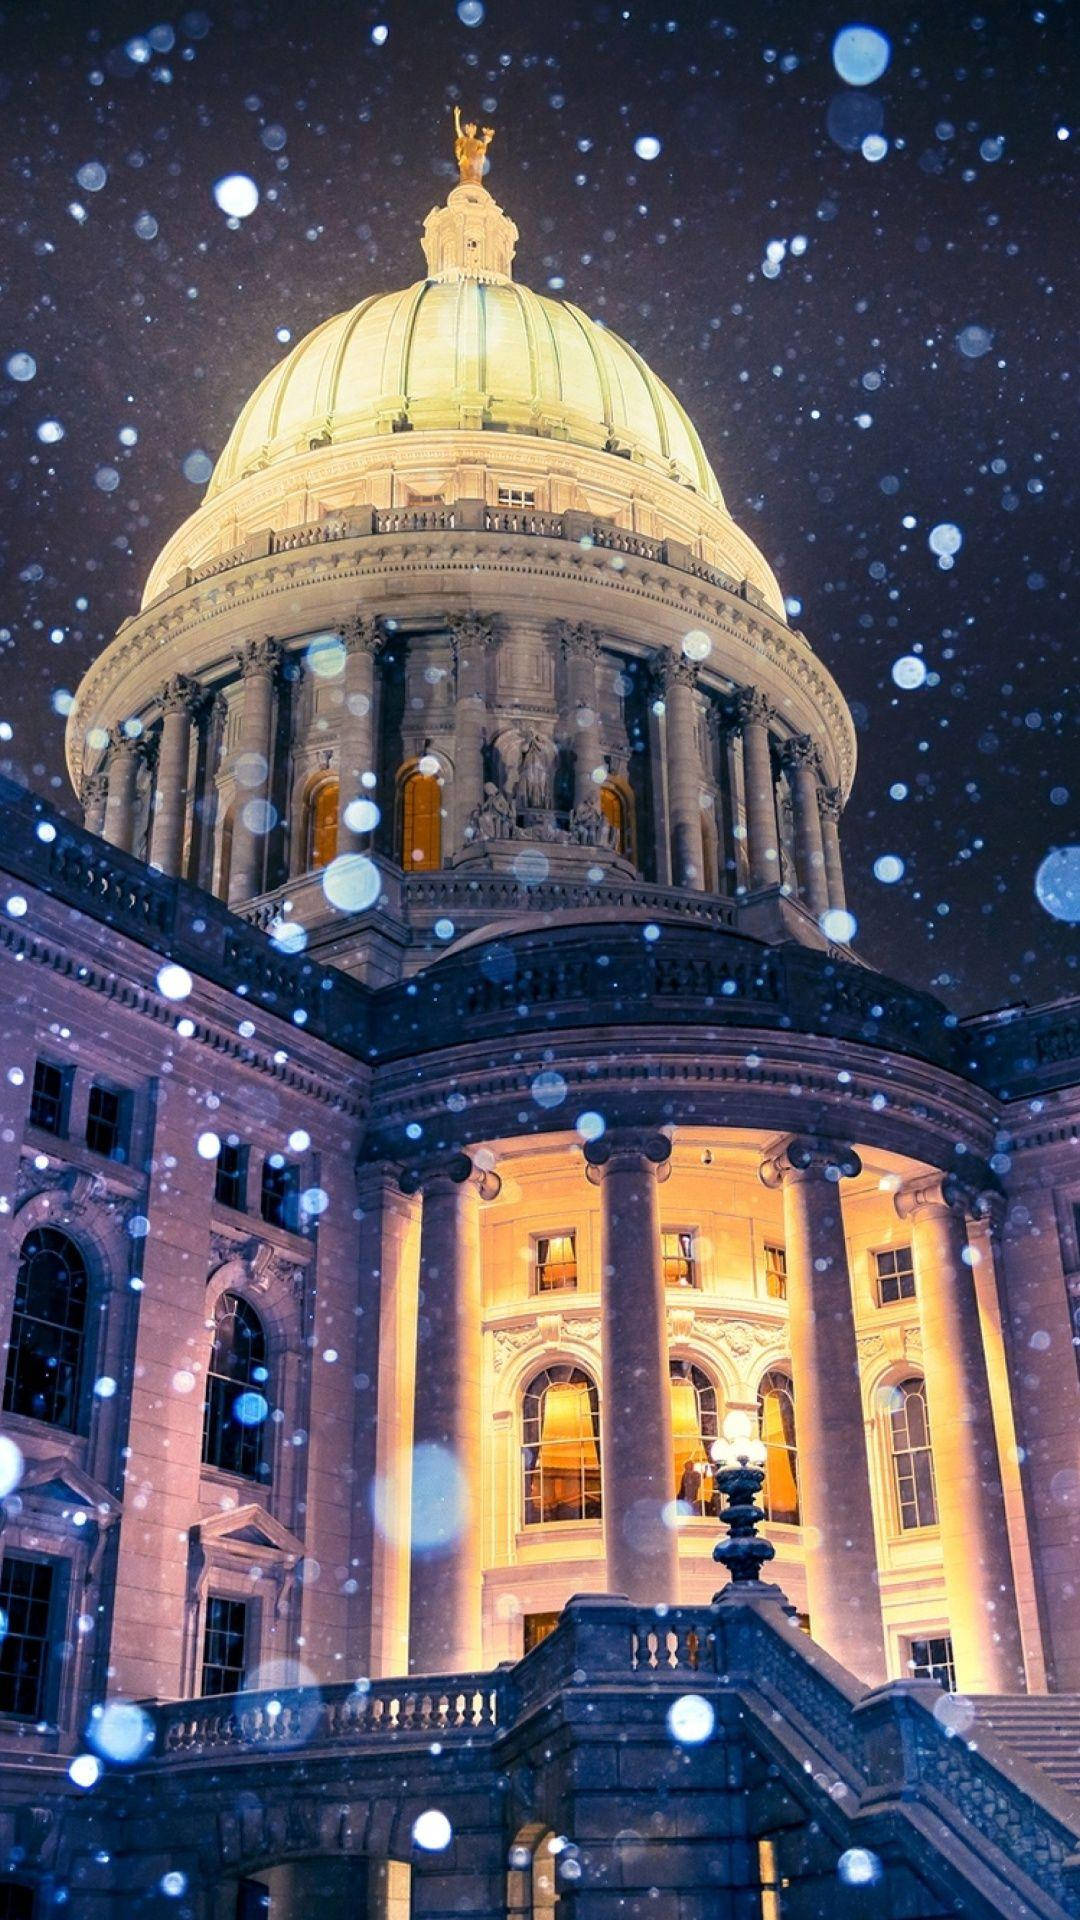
[570,792,617,849]
[466,782,514,843]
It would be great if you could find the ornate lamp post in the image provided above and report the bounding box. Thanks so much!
[712,1410,775,1586]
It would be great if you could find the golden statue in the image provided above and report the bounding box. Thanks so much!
[454,105,494,185]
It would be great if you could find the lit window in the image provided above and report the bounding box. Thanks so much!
[201,1294,270,1482]
[889,1376,938,1530]
[85,1082,129,1160]
[3,1228,89,1432]
[400,767,442,871]
[0,1555,55,1721]
[497,486,536,508]
[662,1229,696,1288]
[534,1232,577,1294]
[214,1139,249,1212]
[670,1360,718,1514]
[308,778,339,869]
[757,1368,799,1524]
[261,1158,299,1232]
[523,1611,560,1654]
[522,1367,601,1525]
[29,1059,69,1136]
[763,1244,787,1300]
[600,781,635,857]
[875,1245,916,1305]
[905,1632,956,1692]
[200,1594,249,1696]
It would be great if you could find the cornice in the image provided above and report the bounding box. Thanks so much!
[67,530,856,794]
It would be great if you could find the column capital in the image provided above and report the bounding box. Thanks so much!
[342,614,385,658]
[399,1151,501,1201]
[730,687,774,732]
[583,1129,672,1183]
[818,783,842,823]
[160,673,201,718]
[80,768,108,807]
[557,618,602,664]
[654,651,699,696]
[107,723,144,761]
[448,610,499,658]
[777,732,823,778]
[894,1171,990,1224]
[759,1134,861,1189]
[238,636,283,678]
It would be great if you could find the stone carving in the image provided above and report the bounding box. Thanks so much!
[903,1326,924,1361]
[342,614,384,657]
[818,784,842,824]
[557,619,602,663]
[453,105,495,186]
[238,635,283,679]
[465,782,515,843]
[516,728,556,809]
[491,1311,601,1372]
[714,1320,776,1358]
[856,1331,887,1363]
[492,1324,542,1374]
[160,673,201,717]
[569,792,616,848]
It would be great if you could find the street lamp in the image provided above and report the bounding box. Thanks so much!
[711,1409,775,1585]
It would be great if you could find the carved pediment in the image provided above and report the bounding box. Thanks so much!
[14,1456,121,1524]
[193,1502,304,1562]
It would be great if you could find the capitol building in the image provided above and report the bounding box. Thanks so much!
[1,124,1079,1920]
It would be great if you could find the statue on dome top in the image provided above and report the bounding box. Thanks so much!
[454,105,495,185]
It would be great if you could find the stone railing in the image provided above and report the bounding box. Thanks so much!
[0,776,369,1052]
[401,869,740,931]
[153,1673,503,1761]
[157,505,760,607]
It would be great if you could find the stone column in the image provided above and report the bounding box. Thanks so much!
[780,736,829,919]
[101,726,142,854]
[895,1176,1025,1693]
[818,785,846,913]
[560,620,605,806]
[228,637,282,906]
[733,689,780,892]
[408,1152,500,1675]
[995,1180,1080,1689]
[191,693,227,893]
[584,1130,678,1604]
[339,616,383,854]
[760,1136,887,1683]
[149,675,199,876]
[657,655,705,890]
[449,612,496,849]
[80,769,108,838]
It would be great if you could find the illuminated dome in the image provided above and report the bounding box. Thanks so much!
[206,276,724,507]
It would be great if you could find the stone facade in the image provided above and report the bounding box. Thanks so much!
[1,154,1079,1919]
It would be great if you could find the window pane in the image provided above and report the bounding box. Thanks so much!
[261,1160,298,1231]
[662,1230,696,1288]
[522,1369,600,1524]
[310,780,339,869]
[86,1083,125,1158]
[402,771,442,871]
[758,1369,799,1524]
[3,1229,89,1430]
[29,1060,66,1135]
[764,1245,787,1301]
[201,1595,248,1696]
[535,1232,577,1293]
[215,1141,247,1211]
[907,1633,955,1691]
[890,1378,937,1529]
[0,1556,54,1721]
[202,1295,270,1481]
[671,1362,717,1514]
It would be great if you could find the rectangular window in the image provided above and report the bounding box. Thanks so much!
[0,1556,54,1722]
[215,1140,249,1212]
[29,1060,69,1137]
[497,486,536,508]
[763,1244,787,1301]
[260,1159,299,1232]
[662,1229,697,1288]
[85,1083,129,1160]
[533,1232,577,1294]
[875,1246,916,1305]
[523,1611,560,1654]
[201,1595,249,1697]
[906,1633,956,1692]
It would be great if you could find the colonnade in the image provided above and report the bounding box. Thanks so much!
[403,1130,1027,1698]
[83,615,847,917]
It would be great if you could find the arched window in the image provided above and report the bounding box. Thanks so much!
[522,1366,600,1525]
[202,1294,271,1482]
[670,1360,719,1515]
[3,1228,89,1431]
[600,780,635,860]
[758,1368,799,1524]
[889,1376,938,1530]
[307,777,339,869]
[400,766,442,871]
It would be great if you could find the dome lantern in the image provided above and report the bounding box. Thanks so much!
[421,109,518,283]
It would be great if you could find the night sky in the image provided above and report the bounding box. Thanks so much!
[1,0,1076,1015]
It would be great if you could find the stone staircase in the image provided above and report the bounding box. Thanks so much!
[974,1696,1080,1800]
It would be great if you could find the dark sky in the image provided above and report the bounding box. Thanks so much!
[1,0,1076,1015]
